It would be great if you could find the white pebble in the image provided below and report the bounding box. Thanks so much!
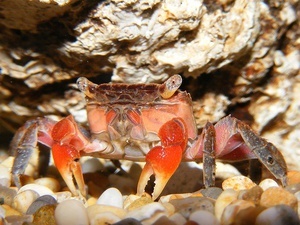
[222,175,256,191]
[0,165,11,187]
[169,212,187,225]
[55,199,89,225]
[89,212,121,225]
[97,187,123,208]
[81,158,104,173]
[255,205,300,225]
[34,177,60,192]
[215,189,238,221]
[18,184,56,199]
[259,179,279,191]
[13,190,39,214]
[189,210,220,225]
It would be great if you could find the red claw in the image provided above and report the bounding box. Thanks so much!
[51,116,87,196]
[137,118,187,200]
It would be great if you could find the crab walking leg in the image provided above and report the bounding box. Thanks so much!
[202,122,216,188]
[11,122,39,188]
[137,118,187,200]
[237,121,287,186]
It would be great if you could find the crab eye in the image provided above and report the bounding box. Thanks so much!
[159,75,182,99]
[267,155,274,165]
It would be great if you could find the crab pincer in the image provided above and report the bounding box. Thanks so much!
[51,115,87,196]
[137,118,187,200]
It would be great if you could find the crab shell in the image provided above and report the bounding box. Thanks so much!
[77,75,198,161]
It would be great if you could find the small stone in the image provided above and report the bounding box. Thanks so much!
[26,195,57,215]
[89,212,121,225]
[259,179,279,191]
[159,193,196,203]
[215,189,238,221]
[285,183,300,194]
[260,187,298,211]
[13,190,39,214]
[0,186,17,206]
[170,197,214,218]
[169,212,187,225]
[221,200,255,225]
[113,218,142,225]
[32,204,56,225]
[125,202,167,224]
[18,184,56,199]
[255,205,300,225]
[0,164,11,187]
[97,187,123,208]
[222,175,256,191]
[87,204,127,221]
[287,170,300,185]
[81,158,104,173]
[189,210,220,225]
[34,177,61,192]
[240,185,263,205]
[54,199,89,225]
[125,195,153,211]
[200,187,223,199]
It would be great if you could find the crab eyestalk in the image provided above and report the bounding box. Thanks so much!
[77,77,97,99]
[159,75,182,99]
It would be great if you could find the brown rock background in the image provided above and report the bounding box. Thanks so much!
[0,0,299,169]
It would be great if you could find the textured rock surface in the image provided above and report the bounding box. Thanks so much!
[0,0,299,171]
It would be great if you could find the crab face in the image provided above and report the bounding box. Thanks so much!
[11,75,287,200]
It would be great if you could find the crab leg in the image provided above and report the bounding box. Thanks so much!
[51,115,88,196]
[137,118,187,200]
[202,122,216,188]
[237,121,287,186]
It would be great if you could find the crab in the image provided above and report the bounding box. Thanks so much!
[10,75,287,200]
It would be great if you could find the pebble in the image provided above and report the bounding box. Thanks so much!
[287,170,300,185]
[285,183,300,194]
[125,202,167,225]
[0,164,11,187]
[34,177,61,192]
[222,175,257,191]
[220,199,255,225]
[13,189,39,214]
[169,212,187,225]
[0,185,17,206]
[18,184,56,199]
[200,187,223,199]
[87,204,127,221]
[214,189,238,221]
[169,197,215,218]
[189,210,220,225]
[255,204,300,225]
[26,195,57,215]
[32,204,56,225]
[97,187,123,208]
[125,194,153,211]
[260,187,298,211]
[239,185,263,205]
[81,157,104,173]
[54,199,89,225]
[259,178,279,191]
[112,217,142,225]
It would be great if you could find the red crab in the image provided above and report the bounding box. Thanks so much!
[10,75,287,200]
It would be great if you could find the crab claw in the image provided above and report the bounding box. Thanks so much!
[51,116,88,196]
[137,118,187,200]
[52,143,86,196]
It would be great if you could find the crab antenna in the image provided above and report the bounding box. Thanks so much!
[77,77,96,99]
[159,75,182,99]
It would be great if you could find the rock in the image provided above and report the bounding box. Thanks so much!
[54,199,89,225]
[215,189,238,221]
[13,190,39,214]
[112,217,142,225]
[0,186,17,206]
[97,187,123,208]
[26,195,57,215]
[255,205,300,225]
[189,210,220,225]
[32,205,56,225]
[260,187,298,211]
[200,187,223,200]
[222,175,257,191]
[169,197,215,218]
[259,179,279,191]
[169,212,187,225]
[34,177,61,193]
[125,194,153,211]
[287,171,300,185]
[239,185,263,205]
